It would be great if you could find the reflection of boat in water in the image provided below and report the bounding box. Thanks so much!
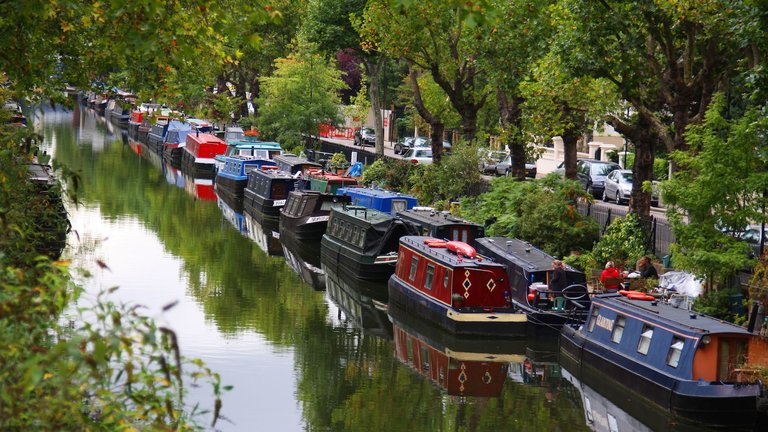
[388,302,527,397]
[217,196,248,236]
[181,171,216,202]
[322,259,391,340]
[281,235,325,291]
[244,212,283,256]
[560,364,713,432]
[507,346,561,387]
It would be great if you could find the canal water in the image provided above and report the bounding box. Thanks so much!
[34,104,730,432]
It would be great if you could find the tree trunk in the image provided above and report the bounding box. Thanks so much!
[363,56,385,157]
[561,127,580,181]
[408,62,444,164]
[609,113,655,218]
[496,88,526,180]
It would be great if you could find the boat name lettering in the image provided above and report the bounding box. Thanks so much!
[596,315,613,331]
[306,216,329,223]
[273,199,286,207]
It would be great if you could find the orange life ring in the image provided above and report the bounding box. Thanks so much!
[445,241,476,258]
[619,290,645,297]
[627,292,655,301]
[424,239,447,248]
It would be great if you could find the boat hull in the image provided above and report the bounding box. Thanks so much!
[162,144,183,167]
[388,274,527,337]
[560,325,761,428]
[243,189,283,221]
[279,214,328,242]
[181,150,216,179]
[320,234,396,282]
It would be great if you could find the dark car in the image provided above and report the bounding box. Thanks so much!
[354,127,375,147]
[478,150,507,174]
[394,136,420,155]
[495,154,537,178]
[556,158,621,198]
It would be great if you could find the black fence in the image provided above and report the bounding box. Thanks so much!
[576,201,675,259]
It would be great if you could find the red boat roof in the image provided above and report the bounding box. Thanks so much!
[186,132,225,145]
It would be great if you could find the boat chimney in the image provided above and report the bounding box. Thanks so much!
[689,313,697,319]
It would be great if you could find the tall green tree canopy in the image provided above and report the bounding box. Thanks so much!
[256,40,346,151]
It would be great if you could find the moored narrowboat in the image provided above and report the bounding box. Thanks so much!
[396,208,485,243]
[214,156,277,213]
[560,293,767,428]
[278,190,350,243]
[243,167,296,221]
[337,187,418,214]
[321,205,419,282]
[213,140,283,173]
[388,236,527,337]
[161,120,192,167]
[473,237,590,327]
[181,132,228,178]
[272,154,322,176]
[146,117,170,152]
[128,109,144,138]
[305,170,360,194]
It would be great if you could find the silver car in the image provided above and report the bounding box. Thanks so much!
[603,169,659,206]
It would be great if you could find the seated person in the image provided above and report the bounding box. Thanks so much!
[599,261,621,292]
[638,256,658,279]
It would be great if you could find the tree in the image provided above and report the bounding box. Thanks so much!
[555,0,762,217]
[256,40,347,152]
[359,0,492,143]
[663,94,768,287]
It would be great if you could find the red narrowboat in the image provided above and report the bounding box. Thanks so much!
[182,132,228,178]
[388,236,527,337]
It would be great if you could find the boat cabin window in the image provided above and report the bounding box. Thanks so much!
[587,307,600,332]
[392,199,408,213]
[637,326,654,355]
[450,227,469,243]
[443,271,450,290]
[666,337,684,368]
[320,201,336,211]
[409,256,419,281]
[424,264,435,290]
[610,316,626,343]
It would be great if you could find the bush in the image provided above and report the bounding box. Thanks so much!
[591,213,650,270]
[693,287,747,324]
[360,158,416,191]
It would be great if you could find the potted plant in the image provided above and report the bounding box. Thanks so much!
[328,152,349,175]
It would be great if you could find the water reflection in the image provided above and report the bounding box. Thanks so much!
[281,236,325,291]
[217,197,248,236]
[244,212,283,256]
[323,261,391,339]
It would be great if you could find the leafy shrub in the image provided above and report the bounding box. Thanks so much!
[591,213,650,270]
[693,287,747,324]
[360,158,416,191]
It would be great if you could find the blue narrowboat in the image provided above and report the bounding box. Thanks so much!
[473,237,590,327]
[560,293,767,428]
[214,156,277,212]
[337,187,418,214]
[321,205,419,282]
[396,207,485,243]
[161,120,193,167]
[146,117,170,153]
[388,236,527,337]
[272,154,322,176]
[243,167,296,222]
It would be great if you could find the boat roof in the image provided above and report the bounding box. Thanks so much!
[187,118,211,127]
[187,132,224,144]
[251,168,294,180]
[332,205,393,224]
[595,294,753,336]
[274,154,321,168]
[27,163,55,185]
[474,237,566,273]
[338,187,417,201]
[399,235,505,269]
[229,140,282,150]
[396,208,482,228]
[167,120,191,131]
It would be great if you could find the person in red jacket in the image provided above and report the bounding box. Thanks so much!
[600,261,621,292]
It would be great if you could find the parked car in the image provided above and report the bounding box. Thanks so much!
[494,154,537,178]
[478,150,507,174]
[742,225,766,258]
[395,137,451,155]
[394,137,420,155]
[602,169,659,206]
[354,127,375,147]
[556,159,621,198]
[402,148,434,165]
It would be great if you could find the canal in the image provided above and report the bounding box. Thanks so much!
[35,103,729,432]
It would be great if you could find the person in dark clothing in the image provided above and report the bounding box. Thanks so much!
[548,260,567,299]
[638,256,658,279]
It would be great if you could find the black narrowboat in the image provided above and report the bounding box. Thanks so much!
[473,237,590,327]
[396,208,485,243]
[278,190,350,243]
[321,205,419,282]
[281,233,326,291]
[388,236,527,337]
[244,212,283,256]
[146,118,170,153]
[243,168,297,222]
[323,262,392,339]
[273,154,321,176]
[560,293,767,429]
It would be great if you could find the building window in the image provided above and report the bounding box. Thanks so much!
[666,337,684,368]
[637,326,654,355]
[409,256,419,281]
[611,316,626,343]
[425,264,435,290]
[588,307,600,332]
